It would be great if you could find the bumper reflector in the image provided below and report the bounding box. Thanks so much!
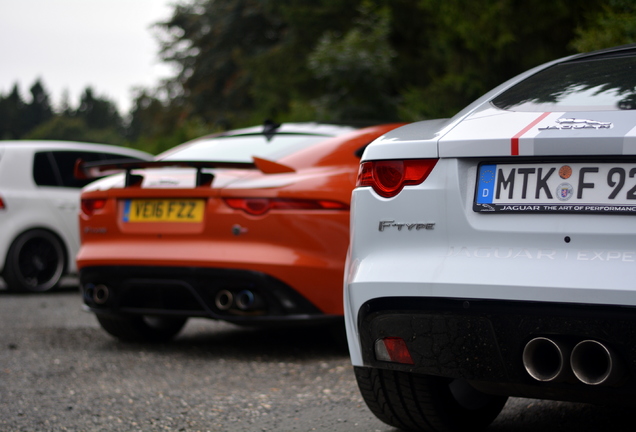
[374,337,414,365]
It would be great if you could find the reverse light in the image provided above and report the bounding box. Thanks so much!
[224,198,349,216]
[81,198,107,216]
[357,159,438,198]
[375,337,414,365]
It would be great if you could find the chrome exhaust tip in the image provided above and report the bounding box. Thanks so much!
[522,337,571,382]
[214,290,233,311]
[92,284,110,305]
[235,290,257,310]
[571,340,624,386]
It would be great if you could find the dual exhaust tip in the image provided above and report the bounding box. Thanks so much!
[214,289,263,312]
[84,283,110,305]
[522,337,625,386]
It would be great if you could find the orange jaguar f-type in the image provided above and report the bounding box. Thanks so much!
[77,122,403,342]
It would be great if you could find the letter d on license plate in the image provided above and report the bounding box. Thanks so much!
[476,164,497,205]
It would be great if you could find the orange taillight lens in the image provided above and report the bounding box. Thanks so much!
[81,198,107,216]
[357,159,438,198]
[224,198,349,216]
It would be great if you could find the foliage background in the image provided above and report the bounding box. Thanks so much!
[1,0,635,154]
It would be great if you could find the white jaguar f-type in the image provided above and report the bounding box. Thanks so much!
[345,44,636,431]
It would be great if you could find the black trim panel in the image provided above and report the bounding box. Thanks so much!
[80,265,340,325]
[358,297,636,404]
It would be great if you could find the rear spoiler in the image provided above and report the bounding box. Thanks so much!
[74,157,294,187]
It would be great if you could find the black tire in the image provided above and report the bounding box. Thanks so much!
[3,229,66,293]
[354,366,508,432]
[96,314,187,342]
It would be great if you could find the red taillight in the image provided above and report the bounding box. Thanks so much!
[0,196,4,210]
[224,198,349,216]
[81,198,107,216]
[357,159,438,198]
[375,337,414,365]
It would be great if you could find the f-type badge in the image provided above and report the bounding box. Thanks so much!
[379,220,435,232]
[539,118,612,130]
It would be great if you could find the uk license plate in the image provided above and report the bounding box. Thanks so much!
[123,199,205,222]
[474,162,636,214]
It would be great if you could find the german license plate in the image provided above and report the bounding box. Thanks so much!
[123,199,205,222]
[474,162,636,214]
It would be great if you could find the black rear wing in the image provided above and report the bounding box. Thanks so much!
[74,159,257,187]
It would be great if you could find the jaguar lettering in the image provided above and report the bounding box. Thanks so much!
[539,117,613,130]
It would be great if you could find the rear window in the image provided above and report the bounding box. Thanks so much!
[33,150,143,188]
[492,54,636,112]
[160,134,330,163]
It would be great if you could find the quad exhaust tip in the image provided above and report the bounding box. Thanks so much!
[214,290,233,311]
[522,337,571,382]
[235,290,255,310]
[571,340,625,386]
[214,289,263,311]
[522,337,625,386]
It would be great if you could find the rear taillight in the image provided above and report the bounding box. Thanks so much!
[357,159,438,198]
[0,196,4,210]
[224,198,349,216]
[81,198,107,216]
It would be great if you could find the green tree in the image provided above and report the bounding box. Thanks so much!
[126,89,211,154]
[246,0,362,123]
[26,115,125,145]
[0,85,25,139]
[155,0,616,126]
[23,79,53,133]
[307,2,397,121]
[393,0,601,120]
[76,87,123,131]
[157,0,285,126]
[571,0,636,52]
[127,90,167,142]
[23,86,126,145]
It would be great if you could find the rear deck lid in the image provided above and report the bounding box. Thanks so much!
[439,109,636,157]
[440,49,636,158]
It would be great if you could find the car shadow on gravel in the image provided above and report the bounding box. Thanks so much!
[93,318,349,362]
[492,397,635,431]
[0,276,79,294]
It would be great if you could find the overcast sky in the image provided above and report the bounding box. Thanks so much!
[0,0,177,114]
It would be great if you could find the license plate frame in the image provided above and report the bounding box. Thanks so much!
[474,162,636,214]
[123,199,205,222]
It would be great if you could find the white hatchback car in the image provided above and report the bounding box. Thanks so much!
[0,141,151,292]
[345,44,636,431]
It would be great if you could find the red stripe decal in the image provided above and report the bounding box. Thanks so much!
[511,112,550,155]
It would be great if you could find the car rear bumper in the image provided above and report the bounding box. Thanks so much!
[80,265,341,325]
[355,296,636,405]
[77,239,346,315]
[345,157,636,361]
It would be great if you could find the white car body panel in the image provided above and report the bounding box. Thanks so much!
[362,119,450,161]
[0,141,151,278]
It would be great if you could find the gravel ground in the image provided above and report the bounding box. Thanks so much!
[1,286,635,431]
